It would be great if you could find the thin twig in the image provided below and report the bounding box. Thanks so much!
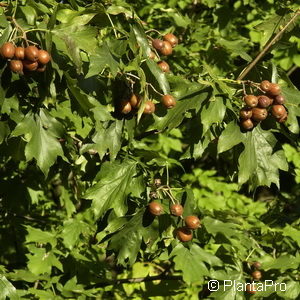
[106,13,118,38]
[237,10,300,80]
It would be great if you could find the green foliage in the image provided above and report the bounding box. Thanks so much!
[0,0,300,299]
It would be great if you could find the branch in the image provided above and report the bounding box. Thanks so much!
[237,10,300,80]
[86,274,182,289]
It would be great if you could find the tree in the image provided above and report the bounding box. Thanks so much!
[0,0,300,299]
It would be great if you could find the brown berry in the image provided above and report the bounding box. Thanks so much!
[129,94,140,108]
[274,94,285,105]
[185,215,201,230]
[257,95,272,108]
[252,261,261,270]
[162,94,176,108]
[38,49,51,65]
[9,60,23,73]
[24,46,39,62]
[251,107,268,122]
[260,80,271,92]
[143,101,155,114]
[246,283,256,294]
[22,60,38,71]
[176,227,193,242]
[170,204,184,216]
[14,47,25,60]
[159,41,173,56]
[268,83,281,96]
[1,42,15,59]
[271,105,286,119]
[252,270,262,280]
[148,201,163,216]
[244,95,258,108]
[152,39,164,51]
[163,33,178,48]
[239,107,252,119]
[119,100,132,114]
[240,118,254,130]
[157,61,170,72]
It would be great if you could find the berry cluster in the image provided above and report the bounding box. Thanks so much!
[240,80,288,131]
[147,178,201,243]
[0,42,50,74]
[245,261,262,295]
[117,33,179,116]
[119,92,176,116]
[151,33,178,73]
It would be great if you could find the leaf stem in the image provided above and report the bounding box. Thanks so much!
[106,13,118,38]
[237,10,300,80]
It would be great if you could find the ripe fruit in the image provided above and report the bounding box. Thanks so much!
[268,83,281,96]
[159,41,173,56]
[170,204,183,216]
[251,107,268,122]
[129,94,140,108]
[38,49,51,65]
[143,101,155,114]
[240,118,254,131]
[252,261,261,269]
[260,80,271,92]
[274,94,285,105]
[252,270,262,280]
[246,283,256,294]
[239,107,252,119]
[162,94,176,108]
[148,201,163,216]
[244,95,258,108]
[14,47,25,60]
[152,39,164,51]
[185,215,201,229]
[271,105,286,119]
[157,61,170,72]
[22,60,38,71]
[163,33,178,48]
[176,227,193,242]
[1,42,15,59]
[9,60,23,73]
[25,45,39,62]
[119,100,132,114]
[257,95,272,108]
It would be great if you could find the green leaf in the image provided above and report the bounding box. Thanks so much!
[26,248,63,275]
[12,112,64,176]
[84,160,139,217]
[201,96,226,133]
[151,85,211,131]
[25,225,57,248]
[171,244,209,284]
[86,43,119,78]
[0,275,19,300]
[87,120,123,160]
[108,209,158,266]
[203,216,240,237]
[62,219,89,250]
[263,255,300,271]
[218,121,245,153]
[145,59,170,95]
[0,121,10,144]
